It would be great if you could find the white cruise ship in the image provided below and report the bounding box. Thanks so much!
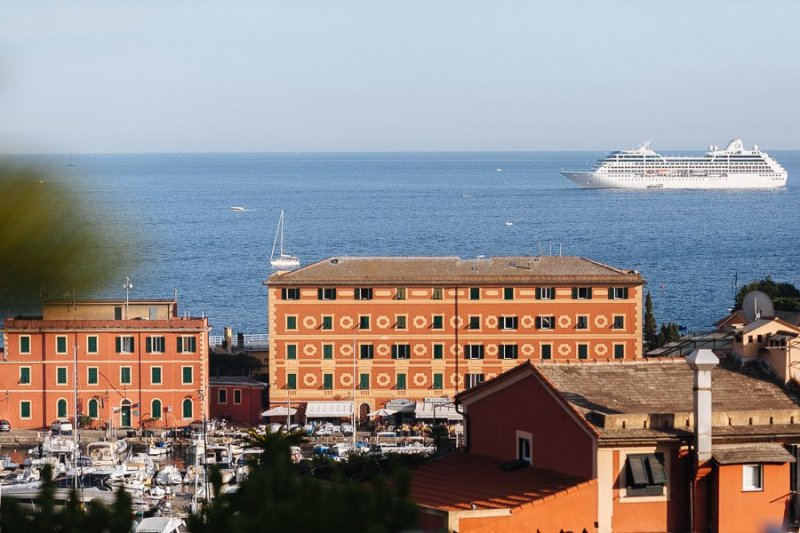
[561,139,787,189]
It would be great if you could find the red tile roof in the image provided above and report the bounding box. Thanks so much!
[411,452,592,512]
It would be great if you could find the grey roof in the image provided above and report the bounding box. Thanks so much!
[267,255,643,286]
[713,443,795,465]
[209,376,266,387]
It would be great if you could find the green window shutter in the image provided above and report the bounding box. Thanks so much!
[608,287,615,299]
[287,345,297,359]
[20,368,30,384]
[57,367,67,384]
[504,287,514,300]
[535,287,541,300]
[121,367,131,384]
[152,367,162,384]
[587,289,592,300]
[433,374,443,389]
[623,287,629,299]
[433,344,443,359]
[176,337,183,353]
[317,288,323,300]
[182,399,193,418]
[182,367,192,384]
[20,336,30,353]
[360,374,369,390]
[21,402,31,418]
[323,345,333,359]
[153,400,162,419]
[615,345,625,359]
[88,336,97,353]
[323,374,333,390]
[535,317,541,329]
[281,288,287,299]
[146,337,152,353]
[57,336,67,353]
[572,288,578,299]
[397,374,406,390]
[57,399,67,418]
[391,345,398,359]
[287,374,297,390]
[88,368,98,385]
[541,345,552,360]
[88,399,98,418]
[190,337,196,352]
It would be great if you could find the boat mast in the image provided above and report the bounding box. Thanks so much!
[280,210,285,257]
[270,211,283,262]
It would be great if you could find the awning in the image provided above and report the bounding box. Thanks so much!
[305,401,354,419]
[368,408,397,418]
[385,399,416,413]
[414,400,463,421]
[262,406,297,417]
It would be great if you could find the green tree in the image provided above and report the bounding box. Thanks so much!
[187,429,418,533]
[657,322,681,348]
[644,291,658,351]
[735,276,800,312]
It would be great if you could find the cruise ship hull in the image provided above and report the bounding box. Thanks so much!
[561,171,787,190]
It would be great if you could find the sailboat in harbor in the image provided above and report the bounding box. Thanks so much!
[270,210,300,270]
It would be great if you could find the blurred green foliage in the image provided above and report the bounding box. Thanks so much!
[0,164,136,313]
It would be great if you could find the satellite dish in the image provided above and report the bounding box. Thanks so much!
[742,290,774,321]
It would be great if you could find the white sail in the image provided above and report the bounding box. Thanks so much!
[270,210,300,269]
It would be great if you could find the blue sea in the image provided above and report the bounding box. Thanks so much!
[8,151,800,336]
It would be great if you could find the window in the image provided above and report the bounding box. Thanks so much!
[468,316,481,330]
[577,344,588,359]
[433,344,444,359]
[572,287,592,300]
[609,287,629,300]
[114,306,122,320]
[147,336,165,353]
[536,316,554,330]
[152,399,162,419]
[321,316,333,330]
[469,287,480,300]
[396,373,406,390]
[500,316,518,330]
[20,335,31,354]
[87,336,98,354]
[323,374,333,390]
[466,373,484,388]
[116,336,135,353]
[287,344,297,360]
[19,367,31,385]
[120,367,132,385]
[56,336,68,354]
[20,401,32,419]
[57,398,68,418]
[218,389,227,404]
[395,315,407,329]
[624,453,667,497]
[151,367,162,385]
[613,315,625,330]
[743,464,763,491]
[359,315,370,330]
[466,344,484,360]
[182,366,193,384]
[360,344,374,360]
[392,344,410,360]
[286,316,298,330]
[88,367,98,385]
[503,287,514,300]
[233,389,242,404]
[517,433,532,464]
[433,373,443,390]
[395,287,406,300]
[614,344,625,359]
[182,399,193,419]
[177,336,196,353]
[541,344,552,360]
[56,367,68,385]
[88,398,99,419]
[323,344,333,360]
[282,287,300,300]
[355,288,373,300]
[432,287,443,300]
[576,315,588,330]
[536,287,555,300]
[500,344,518,359]
[287,373,297,390]
[317,288,337,300]
[432,315,444,330]
[359,374,370,390]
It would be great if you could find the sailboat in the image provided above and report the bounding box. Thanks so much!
[270,210,300,270]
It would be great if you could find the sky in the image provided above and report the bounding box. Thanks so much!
[0,1,798,153]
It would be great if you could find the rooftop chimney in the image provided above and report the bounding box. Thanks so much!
[687,349,719,463]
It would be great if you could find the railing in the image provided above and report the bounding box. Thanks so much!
[209,333,269,348]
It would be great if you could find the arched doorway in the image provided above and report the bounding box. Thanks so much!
[57,398,68,418]
[359,403,370,426]
[88,398,99,419]
[120,399,132,427]
[152,399,162,420]
[182,398,193,420]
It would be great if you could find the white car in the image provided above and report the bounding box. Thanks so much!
[51,419,73,435]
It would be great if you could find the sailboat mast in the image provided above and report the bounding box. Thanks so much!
[270,211,282,261]
[280,210,285,256]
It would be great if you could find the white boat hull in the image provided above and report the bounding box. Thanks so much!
[561,171,788,190]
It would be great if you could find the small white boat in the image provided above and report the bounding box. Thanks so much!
[136,517,186,533]
[230,206,246,212]
[270,210,300,270]
[147,441,172,457]
[505,221,513,226]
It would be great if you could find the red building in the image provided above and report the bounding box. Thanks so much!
[411,351,800,532]
[209,376,266,427]
[1,299,209,430]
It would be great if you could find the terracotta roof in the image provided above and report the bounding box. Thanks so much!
[712,443,795,465]
[535,356,800,421]
[267,256,643,286]
[411,452,592,512]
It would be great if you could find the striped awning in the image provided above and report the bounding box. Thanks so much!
[305,401,354,418]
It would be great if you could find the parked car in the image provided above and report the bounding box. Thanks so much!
[51,419,73,435]
[0,419,10,432]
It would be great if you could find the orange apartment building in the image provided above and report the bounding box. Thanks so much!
[0,298,210,430]
[266,255,644,420]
